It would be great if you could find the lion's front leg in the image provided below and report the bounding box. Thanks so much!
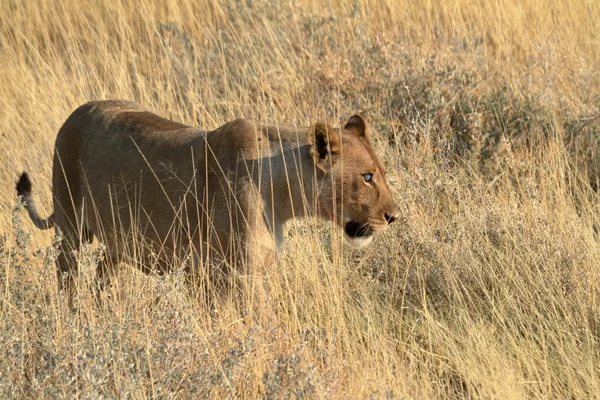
[241,243,278,326]
[218,232,278,326]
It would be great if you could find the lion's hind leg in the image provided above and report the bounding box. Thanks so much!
[52,219,94,300]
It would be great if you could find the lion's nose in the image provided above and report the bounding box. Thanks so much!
[384,212,398,224]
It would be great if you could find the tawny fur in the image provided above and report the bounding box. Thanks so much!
[17,100,399,297]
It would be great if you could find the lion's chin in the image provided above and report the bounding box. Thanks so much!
[343,221,374,248]
[344,235,374,248]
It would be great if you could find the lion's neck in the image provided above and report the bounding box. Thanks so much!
[258,145,319,248]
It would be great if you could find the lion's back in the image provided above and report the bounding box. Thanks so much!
[51,101,208,237]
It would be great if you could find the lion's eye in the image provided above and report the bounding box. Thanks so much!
[363,173,373,183]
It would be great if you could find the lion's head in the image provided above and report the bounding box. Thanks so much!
[308,115,400,247]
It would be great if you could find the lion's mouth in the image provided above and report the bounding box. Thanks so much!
[344,221,373,238]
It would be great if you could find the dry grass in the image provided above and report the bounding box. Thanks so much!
[1,0,600,398]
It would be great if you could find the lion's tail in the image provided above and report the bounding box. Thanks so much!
[16,172,55,230]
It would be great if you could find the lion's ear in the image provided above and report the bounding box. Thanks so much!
[344,115,369,138]
[308,122,341,171]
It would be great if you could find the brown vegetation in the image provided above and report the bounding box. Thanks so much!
[1,0,600,397]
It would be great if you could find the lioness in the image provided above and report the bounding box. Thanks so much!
[16,100,399,299]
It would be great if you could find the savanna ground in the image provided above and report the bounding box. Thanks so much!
[1,0,600,398]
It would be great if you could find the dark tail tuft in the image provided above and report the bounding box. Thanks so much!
[15,171,55,230]
[16,172,32,196]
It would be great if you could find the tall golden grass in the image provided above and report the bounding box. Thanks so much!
[1,0,600,397]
